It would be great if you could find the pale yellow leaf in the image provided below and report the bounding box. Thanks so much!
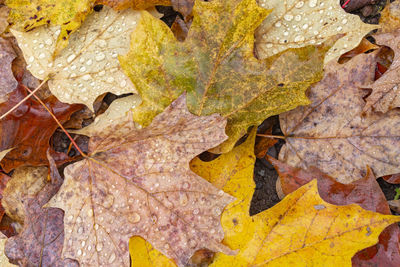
[255,0,378,64]
[11,7,138,109]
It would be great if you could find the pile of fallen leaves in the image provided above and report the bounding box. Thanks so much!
[0,0,400,266]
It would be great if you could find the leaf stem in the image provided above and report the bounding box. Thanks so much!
[0,78,48,121]
[23,86,87,158]
[257,134,286,140]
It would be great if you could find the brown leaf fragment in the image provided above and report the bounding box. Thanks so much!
[171,16,191,42]
[382,174,400,184]
[269,157,400,267]
[342,0,377,12]
[4,153,79,267]
[47,94,234,267]
[379,0,400,34]
[171,0,194,17]
[279,51,400,183]
[364,30,400,113]
[0,37,17,104]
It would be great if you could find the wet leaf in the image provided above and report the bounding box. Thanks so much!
[11,6,139,109]
[4,153,79,267]
[363,31,400,113]
[96,0,170,10]
[130,236,176,267]
[269,157,400,266]
[47,95,234,267]
[279,51,400,183]
[2,166,48,223]
[6,0,95,55]
[0,84,82,172]
[120,0,334,153]
[255,0,377,64]
[0,37,17,103]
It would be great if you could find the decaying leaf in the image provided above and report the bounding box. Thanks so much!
[11,6,138,109]
[171,0,194,17]
[378,0,400,34]
[0,172,11,225]
[120,0,334,153]
[2,166,48,223]
[96,0,170,10]
[279,51,400,183]
[6,0,95,55]
[47,95,234,267]
[0,84,82,172]
[363,31,400,113]
[0,37,17,103]
[0,233,16,267]
[5,153,79,267]
[255,0,377,64]
[269,158,400,266]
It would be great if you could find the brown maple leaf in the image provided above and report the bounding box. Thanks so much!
[0,84,83,172]
[363,30,400,113]
[5,153,79,267]
[47,94,234,267]
[269,157,400,267]
[279,51,400,183]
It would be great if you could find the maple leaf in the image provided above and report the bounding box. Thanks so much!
[2,166,48,223]
[279,51,400,184]
[362,31,400,113]
[46,94,234,267]
[191,132,400,266]
[11,6,138,109]
[254,0,378,64]
[269,157,400,266]
[5,0,95,55]
[120,0,334,153]
[5,153,79,267]
[0,37,17,103]
[0,84,82,172]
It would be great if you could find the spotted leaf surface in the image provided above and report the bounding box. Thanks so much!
[0,38,17,103]
[120,0,333,153]
[279,51,400,183]
[6,0,95,55]
[363,31,400,113]
[11,6,138,110]
[47,95,234,267]
[255,0,377,64]
[0,233,16,267]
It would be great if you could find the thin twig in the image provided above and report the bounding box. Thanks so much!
[23,86,87,158]
[0,78,48,121]
[257,134,286,140]
[342,0,351,8]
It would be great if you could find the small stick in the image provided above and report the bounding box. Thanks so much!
[257,134,286,140]
[23,86,87,158]
[0,78,48,121]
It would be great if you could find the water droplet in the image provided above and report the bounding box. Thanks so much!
[189,239,197,248]
[39,44,44,49]
[129,212,141,223]
[193,208,199,215]
[314,204,326,210]
[336,26,343,32]
[95,53,106,61]
[107,26,114,32]
[94,224,99,230]
[284,14,293,21]
[302,23,308,29]
[294,35,305,42]
[82,74,91,81]
[212,206,221,216]
[108,253,116,263]
[81,241,86,247]
[86,59,93,65]
[87,209,93,217]
[80,66,86,72]
[106,77,114,83]
[28,56,34,63]
[38,69,45,75]
[88,245,92,251]
[295,15,302,21]
[77,227,83,234]
[295,1,304,8]
[96,243,103,252]
[67,54,76,63]
[103,195,114,208]
[309,0,317,8]
[342,18,348,24]
[77,249,82,256]
[67,215,73,221]
[275,21,281,27]
[179,193,188,206]
[164,244,170,249]
[120,80,127,87]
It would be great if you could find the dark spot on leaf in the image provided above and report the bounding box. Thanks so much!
[66,30,72,35]
[277,83,284,87]
[232,218,238,225]
[94,5,104,12]
[36,6,41,11]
